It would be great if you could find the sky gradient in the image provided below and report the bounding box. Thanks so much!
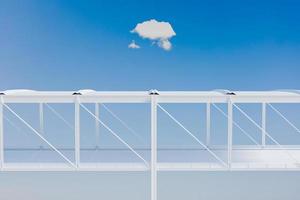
[0,0,300,199]
[1,0,300,91]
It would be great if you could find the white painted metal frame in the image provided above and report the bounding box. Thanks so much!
[1,89,300,200]
[151,94,158,200]
[95,103,100,147]
[262,103,266,147]
[206,103,211,147]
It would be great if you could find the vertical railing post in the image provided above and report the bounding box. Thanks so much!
[262,103,266,148]
[150,90,158,200]
[95,103,100,148]
[0,96,3,170]
[39,103,44,134]
[74,96,80,169]
[227,100,233,169]
[206,103,211,147]
[39,103,44,148]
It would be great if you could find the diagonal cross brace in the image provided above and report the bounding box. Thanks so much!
[212,103,259,145]
[102,104,146,145]
[45,103,74,130]
[3,104,76,168]
[157,104,228,168]
[80,103,149,167]
[233,104,300,164]
[268,103,300,134]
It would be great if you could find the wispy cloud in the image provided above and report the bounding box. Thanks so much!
[128,40,140,49]
[131,19,176,51]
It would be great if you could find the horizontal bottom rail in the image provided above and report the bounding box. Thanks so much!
[5,145,300,151]
[1,162,149,172]
[1,162,300,171]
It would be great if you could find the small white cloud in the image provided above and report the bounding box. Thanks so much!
[158,39,172,51]
[131,19,176,51]
[131,19,176,40]
[128,40,140,49]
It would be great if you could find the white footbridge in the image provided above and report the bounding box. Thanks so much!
[1,89,300,200]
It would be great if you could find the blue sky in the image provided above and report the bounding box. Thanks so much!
[1,0,300,91]
[1,1,300,200]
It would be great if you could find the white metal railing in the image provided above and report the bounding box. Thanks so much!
[1,90,300,200]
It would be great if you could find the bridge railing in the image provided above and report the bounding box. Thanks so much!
[0,90,300,171]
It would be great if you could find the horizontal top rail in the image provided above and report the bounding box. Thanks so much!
[0,89,300,103]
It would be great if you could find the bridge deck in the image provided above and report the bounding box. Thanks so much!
[2,147,300,171]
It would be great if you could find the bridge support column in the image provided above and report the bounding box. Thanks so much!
[150,91,158,200]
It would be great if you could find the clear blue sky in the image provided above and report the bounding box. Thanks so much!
[1,0,300,91]
[1,1,300,200]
